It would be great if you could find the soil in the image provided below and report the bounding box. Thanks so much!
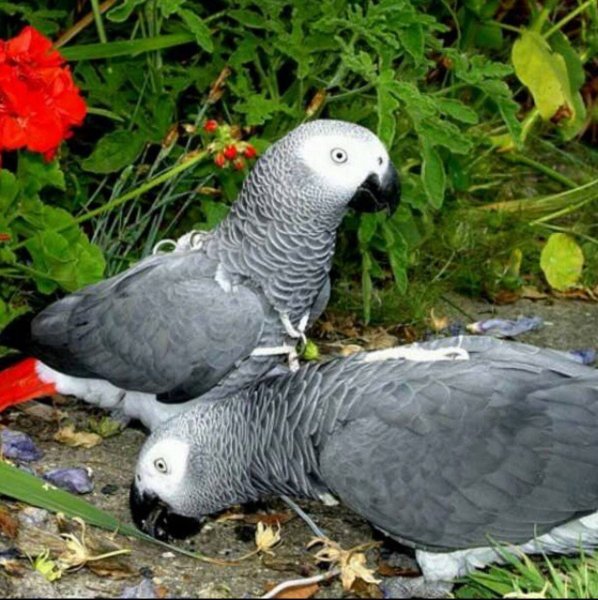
[1,295,596,598]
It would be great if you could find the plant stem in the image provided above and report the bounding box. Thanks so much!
[75,150,208,225]
[90,0,108,44]
[544,0,595,38]
[502,153,578,188]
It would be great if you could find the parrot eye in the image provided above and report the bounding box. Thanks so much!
[330,148,348,164]
[154,458,168,474]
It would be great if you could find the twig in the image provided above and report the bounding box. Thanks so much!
[54,0,117,48]
[261,569,341,599]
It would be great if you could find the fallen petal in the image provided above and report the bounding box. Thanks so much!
[0,429,43,462]
[121,578,157,599]
[568,349,596,365]
[466,316,544,338]
[42,468,93,494]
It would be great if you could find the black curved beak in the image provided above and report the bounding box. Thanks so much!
[349,164,400,214]
[129,482,204,541]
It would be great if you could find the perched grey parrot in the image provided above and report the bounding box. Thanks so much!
[0,120,399,430]
[131,336,598,595]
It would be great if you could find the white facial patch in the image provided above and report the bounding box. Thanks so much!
[138,438,191,498]
[298,133,389,194]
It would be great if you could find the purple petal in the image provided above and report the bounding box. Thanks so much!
[467,316,544,338]
[568,349,596,365]
[0,429,43,462]
[42,467,93,494]
[120,579,157,599]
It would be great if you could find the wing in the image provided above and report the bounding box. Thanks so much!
[319,354,598,551]
[14,252,265,401]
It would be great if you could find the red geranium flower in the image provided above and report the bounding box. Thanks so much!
[0,26,86,160]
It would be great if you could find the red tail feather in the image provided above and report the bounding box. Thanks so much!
[0,358,56,412]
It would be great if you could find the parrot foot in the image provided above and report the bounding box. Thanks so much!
[280,495,327,539]
[380,576,453,599]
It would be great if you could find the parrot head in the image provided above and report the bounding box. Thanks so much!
[239,119,400,220]
[130,405,250,541]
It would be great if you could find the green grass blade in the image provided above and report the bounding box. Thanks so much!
[61,33,195,61]
[0,461,203,561]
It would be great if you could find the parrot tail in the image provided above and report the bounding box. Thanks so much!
[0,358,57,412]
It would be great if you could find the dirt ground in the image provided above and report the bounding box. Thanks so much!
[1,295,597,598]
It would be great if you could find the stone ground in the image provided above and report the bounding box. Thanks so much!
[0,295,596,599]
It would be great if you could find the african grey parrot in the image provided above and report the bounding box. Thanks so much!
[0,119,399,430]
[130,335,598,594]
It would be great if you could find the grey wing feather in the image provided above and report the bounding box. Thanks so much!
[319,348,598,551]
[30,252,265,401]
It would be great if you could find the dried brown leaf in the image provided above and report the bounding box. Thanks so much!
[520,286,549,300]
[429,309,449,332]
[54,425,102,449]
[271,581,320,599]
[0,507,18,539]
[351,577,384,599]
[339,344,363,357]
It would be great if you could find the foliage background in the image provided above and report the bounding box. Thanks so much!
[0,0,596,331]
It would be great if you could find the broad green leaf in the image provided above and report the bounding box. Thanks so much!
[0,461,207,562]
[416,118,473,154]
[234,93,294,126]
[540,233,584,291]
[421,141,446,209]
[107,0,147,22]
[18,153,65,195]
[178,9,213,53]
[61,34,195,61]
[512,30,574,121]
[82,130,145,174]
[200,200,230,230]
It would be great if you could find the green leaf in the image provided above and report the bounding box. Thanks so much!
[435,98,479,124]
[540,233,584,291]
[0,170,19,212]
[377,70,401,148]
[107,0,147,23]
[61,34,195,61]
[82,130,146,174]
[157,0,185,18]
[512,30,575,122]
[421,141,446,209]
[0,461,206,561]
[361,250,373,324]
[178,9,213,53]
[228,9,269,29]
[234,93,293,126]
[199,200,230,230]
[398,24,424,62]
[358,213,380,247]
[18,153,65,196]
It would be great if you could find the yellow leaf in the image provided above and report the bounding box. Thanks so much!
[54,425,102,449]
[512,30,575,122]
[32,550,63,582]
[540,233,584,291]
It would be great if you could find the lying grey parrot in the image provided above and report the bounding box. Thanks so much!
[0,120,398,430]
[130,335,598,595]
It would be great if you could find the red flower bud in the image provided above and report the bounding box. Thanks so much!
[0,233,11,242]
[214,152,226,168]
[233,158,246,171]
[203,119,218,133]
[243,144,257,159]
[223,145,238,160]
